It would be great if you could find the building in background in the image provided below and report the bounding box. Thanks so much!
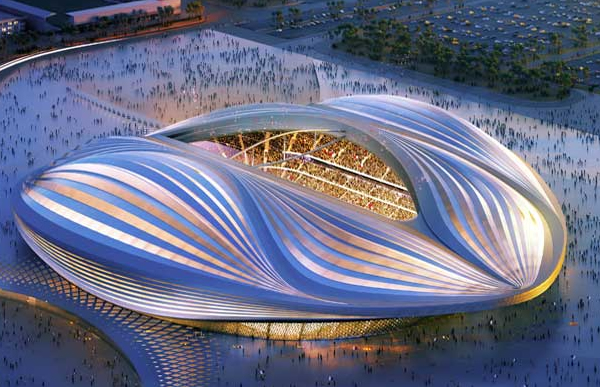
[0,0,55,31]
[0,10,23,35]
[67,0,181,26]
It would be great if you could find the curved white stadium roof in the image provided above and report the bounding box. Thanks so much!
[13,95,566,322]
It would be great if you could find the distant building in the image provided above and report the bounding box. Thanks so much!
[67,0,181,26]
[0,10,23,35]
[0,0,56,31]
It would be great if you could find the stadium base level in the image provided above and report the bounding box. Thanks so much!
[158,317,419,340]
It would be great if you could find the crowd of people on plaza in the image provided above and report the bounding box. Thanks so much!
[0,298,137,386]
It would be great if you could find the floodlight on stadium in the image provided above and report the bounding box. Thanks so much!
[13,95,566,339]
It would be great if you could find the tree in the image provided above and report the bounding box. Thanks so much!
[327,1,344,19]
[455,43,473,78]
[549,32,562,54]
[157,6,166,25]
[390,22,411,64]
[510,42,525,64]
[539,60,575,98]
[354,0,373,23]
[433,44,453,76]
[572,24,588,47]
[112,13,130,35]
[482,47,501,86]
[157,5,175,25]
[362,20,385,60]
[0,36,7,60]
[581,66,590,81]
[288,7,302,26]
[415,25,437,63]
[272,10,284,27]
[186,0,204,20]
[164,5,175,21]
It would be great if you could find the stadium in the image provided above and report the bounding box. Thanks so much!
[13,95,566,340]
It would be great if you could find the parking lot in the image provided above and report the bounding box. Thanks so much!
[252,0,600,86]
[416,0,599,54]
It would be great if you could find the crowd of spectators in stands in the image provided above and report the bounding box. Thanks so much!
[209,131,416,220]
